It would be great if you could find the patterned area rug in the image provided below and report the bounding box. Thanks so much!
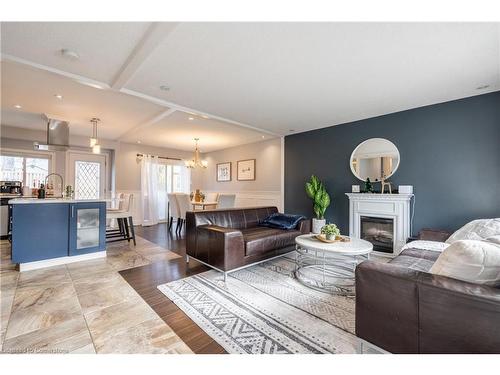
[157,254,359,354]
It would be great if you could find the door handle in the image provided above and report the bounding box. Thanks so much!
[71,206,74,218]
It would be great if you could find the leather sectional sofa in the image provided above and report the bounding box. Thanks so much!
[355,229,500,354]
[186,206,310,280]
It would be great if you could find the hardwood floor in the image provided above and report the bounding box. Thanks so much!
[119,223,226,354]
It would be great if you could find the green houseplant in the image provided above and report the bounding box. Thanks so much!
[320,223,340,240]
[305,175,331,233]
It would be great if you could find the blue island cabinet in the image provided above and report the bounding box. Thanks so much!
[11,200,106,265]
[69,202,106,256]
[12,203,70,263]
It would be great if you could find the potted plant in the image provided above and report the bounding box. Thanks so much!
[321,223,340,241]
[305,175,331,234]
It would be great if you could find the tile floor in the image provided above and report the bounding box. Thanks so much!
[0,237,192,354]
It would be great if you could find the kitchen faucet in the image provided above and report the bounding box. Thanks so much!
[44,173,64,198]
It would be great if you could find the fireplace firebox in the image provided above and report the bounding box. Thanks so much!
[360,216,394,253]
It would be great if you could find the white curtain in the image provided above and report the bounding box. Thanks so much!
[140,154,159,226]
[179,164,191,193]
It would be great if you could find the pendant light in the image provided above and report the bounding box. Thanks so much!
[185,138,208,169]
[90,118,101,154]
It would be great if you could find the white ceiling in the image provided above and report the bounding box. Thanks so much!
[1,22,499,149]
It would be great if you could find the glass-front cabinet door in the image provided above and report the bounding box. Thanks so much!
[69,202,106,255]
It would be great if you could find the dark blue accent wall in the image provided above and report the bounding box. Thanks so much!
[285,91,500,236]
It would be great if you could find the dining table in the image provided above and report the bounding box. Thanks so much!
[191,201,218,210]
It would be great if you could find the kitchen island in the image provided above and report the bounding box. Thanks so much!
[9,198,107,271]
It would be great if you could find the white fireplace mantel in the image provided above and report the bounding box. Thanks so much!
[346,193,414,257]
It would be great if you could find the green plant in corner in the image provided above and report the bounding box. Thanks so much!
[305,175,331,220]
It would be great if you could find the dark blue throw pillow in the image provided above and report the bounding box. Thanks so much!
[259,213,306,230]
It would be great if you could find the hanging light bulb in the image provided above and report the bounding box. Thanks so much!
[90,118,101,153]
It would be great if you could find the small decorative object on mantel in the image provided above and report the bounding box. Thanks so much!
[305,175,331,234]
[216,162,231,182]
[363,178,374,193]
[380,176,392,194]
[237,159,256,181]
[352,185,360,193]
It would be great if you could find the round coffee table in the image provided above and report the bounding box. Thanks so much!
[294,234,373,295]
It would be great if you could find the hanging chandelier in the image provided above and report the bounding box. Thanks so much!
[185,138,208,169]
[90,117,101,154]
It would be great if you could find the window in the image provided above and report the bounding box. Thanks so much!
[0,153,51,188]
[74,161,101,199]
[156,162,191,221]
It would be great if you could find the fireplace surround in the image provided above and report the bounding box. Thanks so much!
[346,193,413,257]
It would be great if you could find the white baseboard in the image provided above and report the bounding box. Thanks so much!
[19,251,107,272]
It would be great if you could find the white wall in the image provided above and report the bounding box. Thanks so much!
[192,137,283,210]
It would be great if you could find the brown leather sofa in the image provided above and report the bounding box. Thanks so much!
[355,229,500,354]
[186,206,310,279]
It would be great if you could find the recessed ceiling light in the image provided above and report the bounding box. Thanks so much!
[54,94,63,100]
[476,85,490,90]
[261,135,265,139]
[201,115,209,119]
[14,104,22,109]
[137,140,141,144]
[159,85,170,91]
[60,48,80,60]
[188,117,194,121]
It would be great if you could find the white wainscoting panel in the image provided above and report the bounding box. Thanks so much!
[206,191,282,211]
[113,190,283,227]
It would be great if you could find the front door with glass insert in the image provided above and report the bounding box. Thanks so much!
[68,152,106,199]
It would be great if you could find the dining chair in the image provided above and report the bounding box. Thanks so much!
[217,194,236,209]
[167,193,180,231]
[175,193,192,233]
[205,192,219,203]
[106,194,136,245]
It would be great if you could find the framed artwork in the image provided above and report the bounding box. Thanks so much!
[216,162,232,182]
[237,159,256,181]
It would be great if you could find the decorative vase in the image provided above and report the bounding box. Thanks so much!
[326,233,335,241]
[312,218,326,234]
[194,189,202,202]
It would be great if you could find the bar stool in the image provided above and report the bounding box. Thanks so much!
[106,194,136,245]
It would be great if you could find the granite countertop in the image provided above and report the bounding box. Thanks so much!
[8,198,107,204]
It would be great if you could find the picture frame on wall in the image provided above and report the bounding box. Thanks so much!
[237,159,256,181]
[216,162,232,182]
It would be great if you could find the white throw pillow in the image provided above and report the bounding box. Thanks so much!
[445,218,500,244]
[401,240,449,253]
[429,240,500,287]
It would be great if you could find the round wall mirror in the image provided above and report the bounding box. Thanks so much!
[350,138,400,181]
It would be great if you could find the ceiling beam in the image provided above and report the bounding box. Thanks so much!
[120,88,282,137]
[2,53,282,138]
[116,108,176,141]
[110,23,178,90]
